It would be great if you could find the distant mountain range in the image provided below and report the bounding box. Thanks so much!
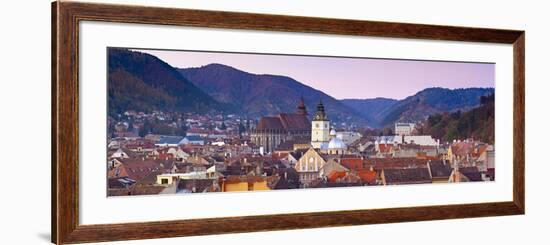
[108,48,229,115]
[340,98,398,126]
[178,63,366,126]
[108,48,494,129]
[342,87,495,128]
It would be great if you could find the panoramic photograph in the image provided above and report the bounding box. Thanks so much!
[106,47,495,196]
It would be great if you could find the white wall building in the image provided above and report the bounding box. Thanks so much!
[336,131,362,145]
[375,135,439,146]
[404,135,439,146]
[311,101,331,149]
[395,122,415,136]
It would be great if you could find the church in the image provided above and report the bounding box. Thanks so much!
[251,97,311,153]
[251,98,348,155]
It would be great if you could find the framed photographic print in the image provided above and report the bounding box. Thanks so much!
[52,1,525,244]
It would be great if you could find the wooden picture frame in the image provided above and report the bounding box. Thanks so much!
[52,1,525,244]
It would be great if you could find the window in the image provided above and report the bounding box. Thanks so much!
[161,178,168,185]
[315,123,319,128]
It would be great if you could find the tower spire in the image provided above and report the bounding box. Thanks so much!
[313,99,327,121]
[311,98,330,149]
[297,96,307,115]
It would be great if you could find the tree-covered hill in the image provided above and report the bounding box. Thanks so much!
[108,48,229,115]
[416,93,495,144]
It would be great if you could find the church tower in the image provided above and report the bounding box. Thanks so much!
[297,96,308,116]
[311,100,330,149]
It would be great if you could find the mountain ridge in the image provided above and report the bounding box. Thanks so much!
[340,98,398,126]
[342,87,494,128]
[107,49,494,129]
[377,87,494,127]
[178,63,367,126]
[108,49,230,115]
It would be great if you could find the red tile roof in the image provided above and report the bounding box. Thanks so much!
[340,158,363,170]
[108,158,165,182]
[363,157,427,170]
[341,174,362,184]
[451,142,474,157]
[157,153,174,160]
[357,169,377,185]
[378,144,393,153]
[327,170,347,183]
[416,152,427,159]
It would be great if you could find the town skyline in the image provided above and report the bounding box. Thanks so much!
[107,48,496,197]
[135,48,495,100]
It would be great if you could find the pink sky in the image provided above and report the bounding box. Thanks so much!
[135,48,494,100]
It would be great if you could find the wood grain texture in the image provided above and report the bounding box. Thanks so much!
[51,1,525,244]
[51,2,58,243]
[63,1,522,43]
[64,202,521,244]
[53,1,80,244]
[513,33,525,213]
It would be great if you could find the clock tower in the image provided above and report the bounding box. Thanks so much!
[311,100,330,149]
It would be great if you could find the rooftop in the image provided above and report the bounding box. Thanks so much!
[156,135,185,145]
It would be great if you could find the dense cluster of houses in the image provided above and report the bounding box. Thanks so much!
[108,105,495,196]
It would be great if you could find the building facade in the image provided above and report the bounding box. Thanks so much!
[311,101,331,149]
[294,148,327,187]
[251,97,311,153]
[395,122,415,136]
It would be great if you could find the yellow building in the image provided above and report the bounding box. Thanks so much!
[221,176,271,192]
[295,147,327,186]
[156,175,176,185]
